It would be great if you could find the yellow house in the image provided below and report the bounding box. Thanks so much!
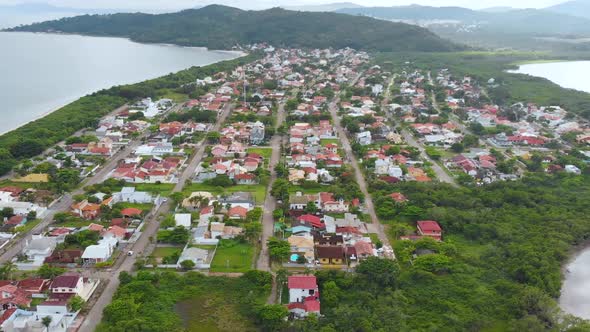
[316,245,345,265]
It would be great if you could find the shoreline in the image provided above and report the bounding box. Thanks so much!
[0,31,245,136]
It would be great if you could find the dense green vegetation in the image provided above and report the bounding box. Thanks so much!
[376,51,590,119]
[316,174,590,331]
[0,53,259,176]
[97,270,273,332]
[7,5,463,52]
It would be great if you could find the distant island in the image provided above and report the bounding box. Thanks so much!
[5,5,464,52]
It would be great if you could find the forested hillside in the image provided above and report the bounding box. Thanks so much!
[6,5,463,52]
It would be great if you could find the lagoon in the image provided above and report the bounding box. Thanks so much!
[560,247,590,319]
[0,32,241,134]
[510,61,590,93]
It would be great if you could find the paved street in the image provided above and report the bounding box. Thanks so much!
[256,101,286,272]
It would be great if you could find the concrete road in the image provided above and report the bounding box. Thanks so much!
[256,101,286,272]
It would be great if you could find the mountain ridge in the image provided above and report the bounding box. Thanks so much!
[5,5,464,52]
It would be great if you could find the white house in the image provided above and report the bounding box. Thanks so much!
[356,131,372,146]
[22,236,57,265]
[565,164,582,175]
[113,187,154,204]
[177,247,209,269]
[0,201,46,218]
[50,274,99,301]
[288,275,319,303]
[175,214,192,228]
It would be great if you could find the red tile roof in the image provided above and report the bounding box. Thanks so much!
[121,208,142,217]
[417,220,442,232]
[51,275,81,289]
[288,275,317,289]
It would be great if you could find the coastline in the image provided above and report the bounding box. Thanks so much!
[0,31,245,136]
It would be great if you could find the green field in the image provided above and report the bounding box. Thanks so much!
[320,138,340,146]
[210,240,254,273]
[246,147,273,160]
[183,183,267,204]
[152,246,182,258]
[14,219,42,234]
[133,183,175,197]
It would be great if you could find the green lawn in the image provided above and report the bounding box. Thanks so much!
[246,147,272,160]
[53,220,95,228]
[320,138,340,146]
[288,185,327,194]
[152,246,182,258]
[183,183,267,204]
[14,219,42,234]
[113,202,154,213]
[210,240,254,273]
[133,183,175,197]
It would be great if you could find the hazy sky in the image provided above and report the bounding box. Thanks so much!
[0,0,568,11]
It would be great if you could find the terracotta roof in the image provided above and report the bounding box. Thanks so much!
[417,220,442,232]
[51,274,81,289]
[121,208,142,216]
[288,275,317,289]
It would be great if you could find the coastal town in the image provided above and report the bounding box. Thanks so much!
[0,44,588,332]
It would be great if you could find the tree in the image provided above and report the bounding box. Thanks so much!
[413,253,451,274]
[37,264,65,279]
[244,222,262,243]
[119,271,133,285]
[257,304,288,332]
[0,262,17,280]
[169,192,185,206]
[41,316,52,332]
[305,201,318,214]
[68,295,85,312]
[270,179,289,203]
[267,237,290,262]
[450,142,464,153]
[462,134,479,147]
[180,260,195,271]
[356,257,400,289]
[0,149,15,176]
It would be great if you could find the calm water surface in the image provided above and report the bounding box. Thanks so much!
[0,31,241,134]
[510,61,590,93]
[560,248,590,319]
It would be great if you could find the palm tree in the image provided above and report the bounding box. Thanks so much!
[41,316,52,332]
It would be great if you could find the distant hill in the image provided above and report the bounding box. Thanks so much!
[479,6,514,13]
[284,2,363,12]
[336,5,590,36]
[545,0,590,20]
[5,5,463,52]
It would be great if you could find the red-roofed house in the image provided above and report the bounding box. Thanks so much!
[297,215,324,229]
[417,220,442,241]
[288,299,320,318]
[228,206,248,220]
[121,208,142,218]
[0,284,31,310]
[389,192,408,203]
[288,275,319,303]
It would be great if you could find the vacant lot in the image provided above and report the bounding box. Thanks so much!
[210,240,254,273]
